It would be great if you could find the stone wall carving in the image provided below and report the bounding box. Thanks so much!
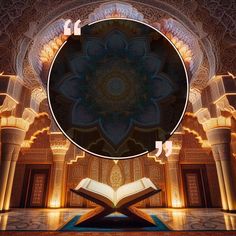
[2,0,234,92]
[109,164,124,189]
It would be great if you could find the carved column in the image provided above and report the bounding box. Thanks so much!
[191,74,236,211]
[211,145,229,210]
[207,128,236,211]
[167,154,182,207]
[166,133,183,208]
[50,133,70,208]
[0,75,39,211]
[0,128,26,211]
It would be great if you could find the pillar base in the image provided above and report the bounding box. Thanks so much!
[0,209,11,213]
[221,209,236,214]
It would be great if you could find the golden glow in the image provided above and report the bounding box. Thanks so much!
[164,32,193,68]
[67,152,85,164]
[182,126,210,148]
[0,214,8,230]
[40,34,68,64]
[185,112,195,117]
[0,116,29,131]
[22,127,50,148]
[172,199,182,208]
[21,140,31,148]
[50,199,60,208]
[113,160,119,164]
[106,10,123,18]
[202,116,231,131]
[48,211,61,226]
[147,152,165,164]
[0,71,4,75]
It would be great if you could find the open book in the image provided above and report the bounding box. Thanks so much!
[71,177,161,226]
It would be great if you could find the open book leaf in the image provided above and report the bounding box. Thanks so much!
[71,177,161,226]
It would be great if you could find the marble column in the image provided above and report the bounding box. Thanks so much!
[3,145,21,211]
[50,151,67,208]
[207,128,236,211]
[50,133,70,208]
[211,145,229,210]
[167,151,182,208]
[0,128,26,211]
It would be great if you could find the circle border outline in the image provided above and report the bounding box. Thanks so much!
[47,17,190,160]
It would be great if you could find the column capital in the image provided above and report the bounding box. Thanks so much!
[202,117,231,132]
[1,127,26,145]
[206,127,231,146]
[50,132,70,157]
[1,116,31,132]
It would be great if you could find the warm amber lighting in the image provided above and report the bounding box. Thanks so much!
[22,127,50,148]
[0,71,4,75]
[50,199,60,208]
[67,152,85,164]
[203,116,231,131]
[106,10,123,18]
[0,116,29,131]
[164,32,193,68]
[113,160,119,164]
[182,126,210,148]
[39,34,68,64]
[172,200,182,208]
[147,152,165,164]
[0,214,8,230]
[46,210,61,228]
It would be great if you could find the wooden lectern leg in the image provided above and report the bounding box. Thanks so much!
[75,206,113,226]
[119,206,156,226]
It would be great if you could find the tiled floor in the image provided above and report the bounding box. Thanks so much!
[144,208,236,230]
[0,208,236,231]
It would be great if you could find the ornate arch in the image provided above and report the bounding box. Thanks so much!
[6,0,222,93]
[1,0,234,122]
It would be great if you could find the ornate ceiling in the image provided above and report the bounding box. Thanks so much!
[0,0,235,93]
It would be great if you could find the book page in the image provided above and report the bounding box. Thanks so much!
[75,178,90,190]
[85,179,115,202]
[115,178,157,207]
[73,178,116,207]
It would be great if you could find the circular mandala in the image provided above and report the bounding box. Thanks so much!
[48,19,189,159]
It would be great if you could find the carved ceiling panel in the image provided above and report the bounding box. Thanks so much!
[0,0,235,98]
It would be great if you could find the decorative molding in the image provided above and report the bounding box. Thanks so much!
[28,19,68,77]
[192,74,236,126]
[30,87,47,112]
[202,117,231,132]
[50,132,70,156]
[155,18,203,77]
[1,0,225,91]
[87,1,144,22]
[66,147,85,165]
[22,127,50,148]
[0,116,30,131]
[182,126,210,148]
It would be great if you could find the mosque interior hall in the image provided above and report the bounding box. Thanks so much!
[0,0,236,233]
